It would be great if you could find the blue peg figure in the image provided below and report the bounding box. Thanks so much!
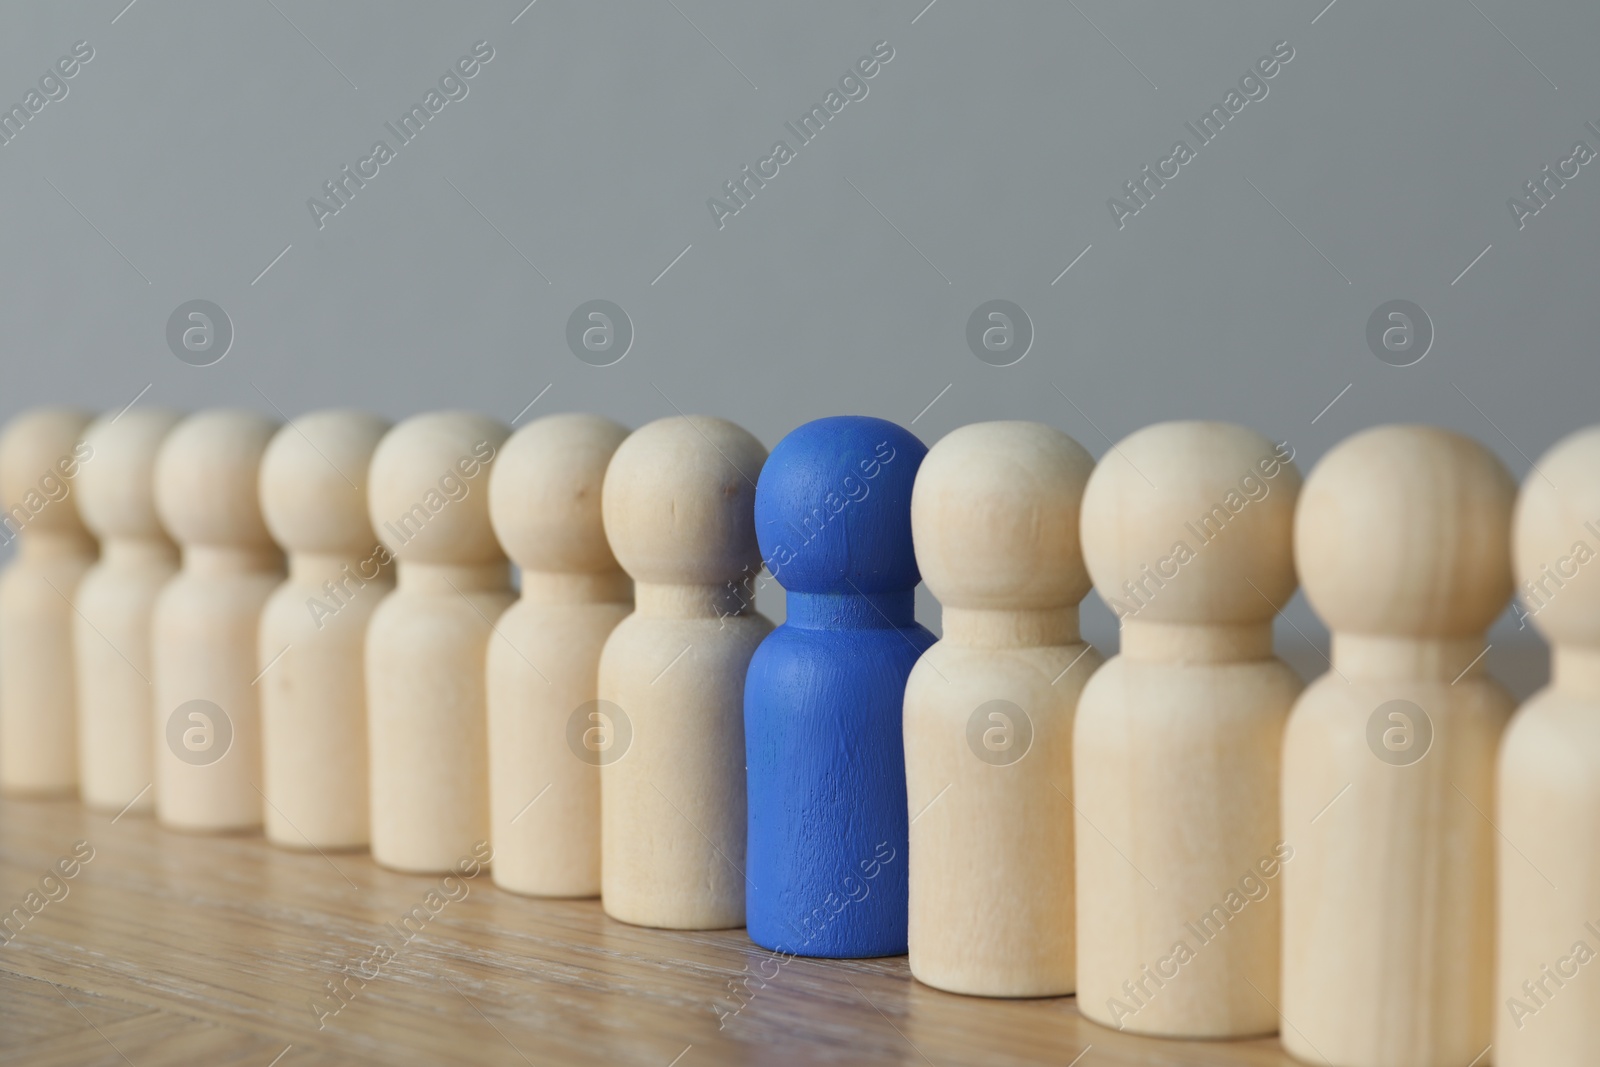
[744,416,934,957]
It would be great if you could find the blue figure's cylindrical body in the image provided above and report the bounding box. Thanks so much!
[744,416,934,958]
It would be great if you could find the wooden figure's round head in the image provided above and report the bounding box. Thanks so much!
[0,406,95,539]
[261,410,391,556]
[755,416,927,595]
[154,410,279,552]
[912,421,1094,611]
[1297,424,1514,638]
[1081,420,1301,624]
[601,415,766,587]
[1513,427,1600,647]
[77,408,184,545]
[368,411,510,567]
[491,413,629,575]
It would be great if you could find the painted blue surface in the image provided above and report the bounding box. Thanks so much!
[744,416,933,958]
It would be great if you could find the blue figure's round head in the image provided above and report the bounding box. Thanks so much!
[754,416,926,594]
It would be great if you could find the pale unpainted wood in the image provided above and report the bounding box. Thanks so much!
[0,407,97,796]
[365,412,511,874]
[486,413,631,898]
[73,408,182,813]
[598,416,771,930]
[0,794,1303,1065]
[151,410,283,833]
[1282,424,1514,1067]
[1075,420,1303,1040]
[1497,426,1600,1067]
[258,410,393,851]
[905,420,1102,997]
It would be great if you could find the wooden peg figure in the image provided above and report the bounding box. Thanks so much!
[1497,427,1600,1065]
[152,410,283,831]
[1076,421,1302,1038]
[0,407,96,795]
[1282,425,1515,1066]
[598,415,770,929]
[904,421,1101,996]
[487,413,631,897]
[366,412,511,873]
[259,410,392,850]
[74,407,182,813]
[1499,430,1600,1066]
[745,416,933,958]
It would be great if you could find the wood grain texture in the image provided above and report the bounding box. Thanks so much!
[599,416,771,931]
[746,417,933,959]
[0,794,1303,1066]
[904,421,1101,997]
[1076,421,1303,1040]
[1283,424,1514,1067]
[1496,426,1600,1066]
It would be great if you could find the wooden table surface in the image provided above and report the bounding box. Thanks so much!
[0,794,1303,1066]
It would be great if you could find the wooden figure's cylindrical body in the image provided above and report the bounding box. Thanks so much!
[1076,421,1302,1038]
[74,408,182,812]
[746,416,933,958]
[598,416,770,929]
[487,413,631,897]
[1496,427,1600,1066]
[258,410,392,850]
[1282,425,1514,1066]
[904,421,1100,997]
[366,412,511,873]
[0,407,97,796]
[151,410,283,831]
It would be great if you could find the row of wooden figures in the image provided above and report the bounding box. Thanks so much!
[0,406,1594,1065]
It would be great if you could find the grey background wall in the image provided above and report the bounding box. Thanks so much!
[2,1,1594,691]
